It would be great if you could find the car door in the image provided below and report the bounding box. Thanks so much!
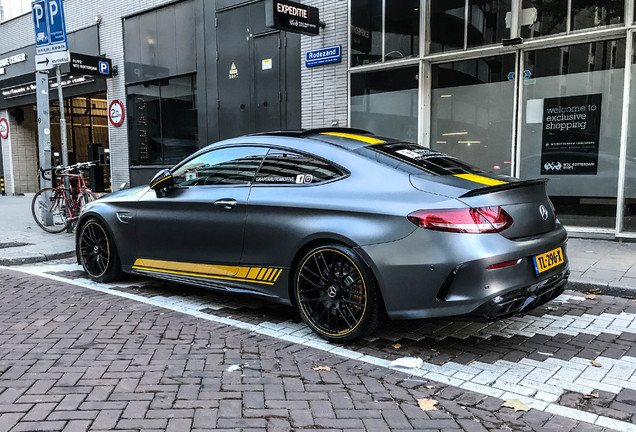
[133,146,268,277]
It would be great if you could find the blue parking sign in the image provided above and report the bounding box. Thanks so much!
[99,61,109,75]
[46,0,66,47]
[32,0,49,47]
[32,0,67,54]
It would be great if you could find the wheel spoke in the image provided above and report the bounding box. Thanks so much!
[338,304,355,329]
[341,298,365,308]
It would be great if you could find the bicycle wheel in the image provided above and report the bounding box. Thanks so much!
[77,190,97,212]
[31,188,71,233]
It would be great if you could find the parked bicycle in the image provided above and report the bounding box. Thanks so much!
[32,161,99,233]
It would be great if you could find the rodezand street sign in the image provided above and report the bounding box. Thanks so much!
[32,0,68,55]
[35,50,69,71]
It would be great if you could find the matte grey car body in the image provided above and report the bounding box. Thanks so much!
[76,129,569,341]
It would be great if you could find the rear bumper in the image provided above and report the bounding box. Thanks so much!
[459,267,569,320]
[356,223,569,320]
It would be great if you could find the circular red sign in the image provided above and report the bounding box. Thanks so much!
[109,99,125,127]
[0,118,8,139]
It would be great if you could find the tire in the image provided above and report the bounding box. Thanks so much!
[31,187,71,233]
[294,244,384,342]
[78,218,122,282]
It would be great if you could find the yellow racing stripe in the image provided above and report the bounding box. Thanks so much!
[454,173,507,186]
[320,132,385,144]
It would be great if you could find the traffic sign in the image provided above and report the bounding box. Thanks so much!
[32,0,68,55]
[35,50,69,71]
[0,118,9,139]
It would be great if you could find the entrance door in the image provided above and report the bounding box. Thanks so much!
[216,1,298,139]
[217,6,252,139]
[253,32,282,133]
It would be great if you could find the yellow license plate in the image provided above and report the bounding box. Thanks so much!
[533,247,564,274]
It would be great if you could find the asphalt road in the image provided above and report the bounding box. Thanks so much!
[0,259,634,431]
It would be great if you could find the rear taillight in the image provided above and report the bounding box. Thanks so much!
[407,206,513,233]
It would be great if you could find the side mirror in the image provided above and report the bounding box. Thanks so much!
[149,169,174,197]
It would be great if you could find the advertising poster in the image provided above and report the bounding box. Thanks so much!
[541,93,602,175]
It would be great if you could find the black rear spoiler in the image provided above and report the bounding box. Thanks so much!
[460,178,548,198]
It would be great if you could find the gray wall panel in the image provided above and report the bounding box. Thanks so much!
[156,7,177,74]
[176,1,196,75]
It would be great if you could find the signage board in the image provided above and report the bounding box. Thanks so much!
[69,52,112,78]
[306,45,341,67]
[35,50,69,71]
[0,118,9,139]
[109,100,125,127]
[1,75,94,99]
[265,0,319,36]
[32,0,68,55]
[541,93,602,175]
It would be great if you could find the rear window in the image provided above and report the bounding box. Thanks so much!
[355,142,485,176]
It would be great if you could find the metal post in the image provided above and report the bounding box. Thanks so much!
[56,65,68,167]
[36,71,52,189]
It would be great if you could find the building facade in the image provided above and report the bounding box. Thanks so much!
[1,0,635,239]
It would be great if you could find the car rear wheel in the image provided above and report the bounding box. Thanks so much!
[78,218,122,283]
[294,244,383,342]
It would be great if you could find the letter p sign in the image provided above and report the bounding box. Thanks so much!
[99,61,109,75]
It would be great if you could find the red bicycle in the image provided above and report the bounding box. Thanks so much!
[32,161,99,233]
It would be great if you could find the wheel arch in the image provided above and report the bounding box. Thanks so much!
[75,211,121,266]
[286,236,386,315]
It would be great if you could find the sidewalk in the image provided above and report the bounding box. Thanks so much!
[1,194,635,297]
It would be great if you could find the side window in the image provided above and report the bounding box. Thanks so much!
[172,147,268,186]
[254,149,345,185]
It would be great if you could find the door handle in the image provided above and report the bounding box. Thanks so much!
[214,198,237,209]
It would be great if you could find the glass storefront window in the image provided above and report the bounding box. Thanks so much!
[430,55,516,172]
[351,0,382,66]
[571,0,623,31]
[622,34,636,232]
[520,39,625,228]
[127,75,197,166]
[351,0,420,66]
[430,0,511,53]
[467,0,512,47]
[430,0,467,53]
[385,0,420,61]
[350,66,419,142]
[521,0,567,39]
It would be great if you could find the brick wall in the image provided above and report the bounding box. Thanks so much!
[8,108,38,194]
[300,0,348,129]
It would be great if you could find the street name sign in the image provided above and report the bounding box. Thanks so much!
[32,0,68,55]
[306,46,341,67]
[35,50,69,71]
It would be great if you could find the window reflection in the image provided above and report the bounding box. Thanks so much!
[467,0,511,47]
[571,0,623,31]
[430,0,466,53]
[351,0,382,66]
[350,67,419,142]
[430,55,515,173]
[127,75,197,166]
[385,0,420,60]
[521,0,567,39]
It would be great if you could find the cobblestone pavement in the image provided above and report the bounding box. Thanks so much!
[1,260,635,432]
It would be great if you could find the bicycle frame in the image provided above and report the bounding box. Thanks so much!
[54,172,90,222]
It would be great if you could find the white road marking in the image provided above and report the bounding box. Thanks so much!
[6,263,636,432]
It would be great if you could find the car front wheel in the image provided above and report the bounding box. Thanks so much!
[294,244,383,342]
[78,218,122,283]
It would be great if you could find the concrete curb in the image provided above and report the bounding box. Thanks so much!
[0,250,75,266]
[566,278,636,299]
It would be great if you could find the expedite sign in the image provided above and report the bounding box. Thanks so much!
[541,93,602,175]
[265,0,320,36]
[306,46,341,67]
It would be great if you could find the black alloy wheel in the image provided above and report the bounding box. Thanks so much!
[78,219,122,282]
[295,245,383,341]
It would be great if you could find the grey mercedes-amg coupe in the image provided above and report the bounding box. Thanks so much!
[76,128,569,341]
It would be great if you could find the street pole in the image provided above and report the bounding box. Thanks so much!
[55,65,68,167]
[36,71,52,190]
